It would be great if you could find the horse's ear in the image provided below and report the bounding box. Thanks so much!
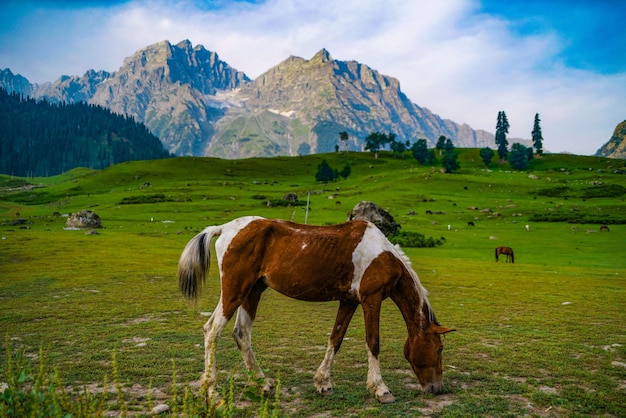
[432,325,455,335]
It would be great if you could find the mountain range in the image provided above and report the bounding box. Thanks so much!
[2,40,532,159]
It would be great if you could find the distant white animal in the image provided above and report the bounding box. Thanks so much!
[525,224,530,232]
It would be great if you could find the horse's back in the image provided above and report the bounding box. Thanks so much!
[218,218,392,302]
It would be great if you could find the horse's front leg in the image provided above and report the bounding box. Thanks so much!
[201,301,230,399]
[314,301,357,396]
[362,297,396,404]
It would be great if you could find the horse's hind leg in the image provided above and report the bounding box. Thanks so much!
[314,301,358,396]
[201,300,231,399]
[232,286,273,395]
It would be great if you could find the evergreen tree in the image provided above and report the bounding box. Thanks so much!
[441,141,460,173]
[479,147,495,167]
[532,113,544,156]
[338,164,351,179]
[315,160,336,183]
[508,143,533,170]
[444,138,455,153]
[436,135,447,155]
[495,111,510,160]
[411,139,430,164]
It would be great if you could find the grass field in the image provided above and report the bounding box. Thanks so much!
[1,150,625,416]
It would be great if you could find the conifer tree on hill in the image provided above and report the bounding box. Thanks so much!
[495,111,510,161]
[532,113,544,156]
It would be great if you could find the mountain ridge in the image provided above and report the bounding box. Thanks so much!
[1,40,529,158]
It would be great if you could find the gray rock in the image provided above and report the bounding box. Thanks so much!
[65,210,102,229]
[348,201,399,236]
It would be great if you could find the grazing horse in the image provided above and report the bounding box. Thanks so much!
[600,225,610,232]
[495,246,515,263]
[178,216,453,403]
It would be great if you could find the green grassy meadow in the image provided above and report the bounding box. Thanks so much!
[1,150,625,416]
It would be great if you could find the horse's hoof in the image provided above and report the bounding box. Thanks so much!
[318,387,335,397]
[263,379,275,396]
[376,392,396,404]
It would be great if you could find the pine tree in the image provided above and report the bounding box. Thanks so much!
[411,139,430,164]
[441,141,460,173]
[508,143,532,170]
[315,160,336,183]
[495,111,510,160]
[436,135,447,156]
[479,147,495,167]
[532,113,544,156]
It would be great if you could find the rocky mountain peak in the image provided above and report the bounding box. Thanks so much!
[595,120,626,159]
[312,48,333,64]
[0,68,32,96]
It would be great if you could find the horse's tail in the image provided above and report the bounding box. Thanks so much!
[178,224,223,301]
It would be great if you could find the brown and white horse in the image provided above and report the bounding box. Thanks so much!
[178,216,453,403]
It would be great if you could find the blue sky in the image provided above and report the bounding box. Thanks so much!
[1,0,624,155]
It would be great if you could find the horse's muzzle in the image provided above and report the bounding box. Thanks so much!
[420,381,444,394]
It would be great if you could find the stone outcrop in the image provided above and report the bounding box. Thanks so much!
[348,201,399,236]
[596,120,626,159]
[65,210,102,229]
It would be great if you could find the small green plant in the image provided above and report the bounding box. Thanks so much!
[0,338,107,417]
[0,337,283,417]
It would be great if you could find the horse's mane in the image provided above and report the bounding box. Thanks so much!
[393,244,439,325]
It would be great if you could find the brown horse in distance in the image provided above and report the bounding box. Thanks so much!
[495,246,514,263]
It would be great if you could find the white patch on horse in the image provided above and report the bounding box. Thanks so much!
[301,242,308,250]
[351,223,394,299]
[366,345,393,401]
[214,216,264,274]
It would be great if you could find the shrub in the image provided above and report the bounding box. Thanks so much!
[536,186,571,197]
[388,230,445,248]
[119,193,173,204]
[580,184,625,198]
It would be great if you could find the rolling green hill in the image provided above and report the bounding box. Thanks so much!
[2,150,624,230]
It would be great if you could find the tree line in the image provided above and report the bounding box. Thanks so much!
[0,88,172,177]
[318,112,544,181]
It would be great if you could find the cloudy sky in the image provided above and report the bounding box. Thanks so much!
[1,0,625,155]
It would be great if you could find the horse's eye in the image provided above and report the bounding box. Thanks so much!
[438,347,444,354]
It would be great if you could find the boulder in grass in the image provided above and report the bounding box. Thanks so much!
[348,201,399,237]
[65,210,102,229]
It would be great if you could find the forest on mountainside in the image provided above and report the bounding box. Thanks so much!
[0,88,171,177]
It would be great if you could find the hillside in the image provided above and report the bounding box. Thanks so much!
[2,150,623,229]
[0,88,171,176]
[1,41,525,159]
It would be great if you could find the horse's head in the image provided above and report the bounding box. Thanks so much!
[404,322,454,394]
